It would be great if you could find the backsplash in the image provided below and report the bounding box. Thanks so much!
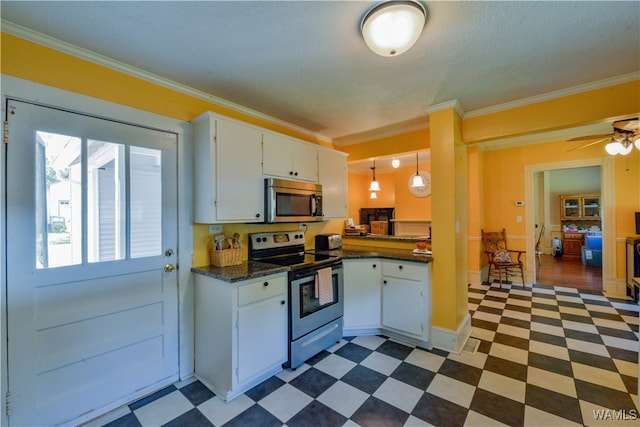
[193,220,345,267]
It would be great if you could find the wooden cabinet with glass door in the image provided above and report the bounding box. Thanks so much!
[560,195,600,220]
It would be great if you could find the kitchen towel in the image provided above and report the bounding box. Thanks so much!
[315,267,334,305]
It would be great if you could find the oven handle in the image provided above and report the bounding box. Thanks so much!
[290,262,343,281]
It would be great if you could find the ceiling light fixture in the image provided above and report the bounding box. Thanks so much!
[604,131,640,156]
[369,158,381,192]
[410,152,425,188]
[361,0,426,57]
[392,157,400,168]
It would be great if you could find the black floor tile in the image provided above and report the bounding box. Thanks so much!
[334,342,373,363]
[245,375,285,402]
[350,396,410,427]
[530,330,567,347]
[483,355,527,382]
[493,332,529,350]
[223,404,281,427]
[375,340,414,360]
[476,305,504,315]
[470,388,525,426]
[411,392,468,427]
[575,379,637,410]
[341,365,387,394]
[528,352,574,377]
[390,362,436,390]
[129,385,177,411]
[437,359,482,387]
[607,346,638,363]
[568,349,617,372]
[564,328,604,344]
[164,408,214,427]
[589,311,624,322]
[304,349,331,365]
[504,303,531,314]
[530,314,563,327]
[289,367,337,398]
[179,380,215,406]
[525,384,583,425]
[595,325,638,341]
[558,300,586,310]
[286,400,347,427]
[560,312,594,324]
[471,318,499,331]
[104,413,142,427]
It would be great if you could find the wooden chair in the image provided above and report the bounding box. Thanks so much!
[534,224,545,270]
[481,228,526,288]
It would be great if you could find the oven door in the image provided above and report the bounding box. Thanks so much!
[290,263,343,340]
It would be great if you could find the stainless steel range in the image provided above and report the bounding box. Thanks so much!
[249,231,343,369]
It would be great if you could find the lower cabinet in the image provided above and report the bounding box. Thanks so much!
[343,258,431,346]
[382,260,430,341]
[343,259,381,333]
[194,273,288,401]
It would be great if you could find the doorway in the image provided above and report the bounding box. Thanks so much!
[5,100,180,426]
[525,158,616,293]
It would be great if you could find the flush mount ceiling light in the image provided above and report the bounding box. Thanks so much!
[361,0,426,57]
[392,157,400,168]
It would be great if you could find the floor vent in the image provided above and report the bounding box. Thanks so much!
[462,337,480,354]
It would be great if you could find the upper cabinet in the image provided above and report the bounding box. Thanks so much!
[193,113,264,223]
[560,194,600,220]
[192,111,348,224]
[263,131,318,182]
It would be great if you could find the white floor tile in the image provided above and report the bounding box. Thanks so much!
[489,342,529,365]
[566,338,610,358]
[133,391,194,427]
[373,377,423,413]
[558,306,591,317]
[404,414,433,426]
[497,323,530,339]
[314,353,357,379]
[527,366,577,398]
[600,335,638,352]
[426,374,476,408]
[404,348,446,372]
[465,409,510,426]
[471,327,496,343]
[317,381,369,418]
[257,383,313,422]
[531,308,561,319]
[198,394,254,426]
[524,405,582,427]
[360,351,402,375]
[613,359,639,378]
[472,310,502,324]
[276,363,310,382]
[571,363,627,393]
[351,335,386,350]
[529,340,570,361]
[478,370,526,403]
[447,349,488,369]
[502,309,532,322]
[530,321,565,337]
[561,320,599,334]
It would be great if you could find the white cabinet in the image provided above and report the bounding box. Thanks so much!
[194,273,287,401]
[192,112,264,223]
[318,148,348,219]
[263,131,318,182]
[343,259,381,334]
[381,260,431,341]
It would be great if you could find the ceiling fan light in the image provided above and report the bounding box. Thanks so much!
[605,141,622,155]
[634,135,640,150]
[619,142,633,156]
[361,1,426,57]
[411,173,425,188]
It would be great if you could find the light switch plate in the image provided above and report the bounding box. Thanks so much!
[209,224,222,234]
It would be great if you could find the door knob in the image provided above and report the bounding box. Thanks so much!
[164,263,176,273]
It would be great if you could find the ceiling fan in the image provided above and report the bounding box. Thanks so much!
[567,118,640,155]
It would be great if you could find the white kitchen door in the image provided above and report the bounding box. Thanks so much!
[5,100,179,426]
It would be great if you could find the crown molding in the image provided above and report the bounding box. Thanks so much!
[424,100,465,117]
[464,73,639,119]
[1,20,332,144]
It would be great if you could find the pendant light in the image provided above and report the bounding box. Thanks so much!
[410,152,425,188]
[392,157,400,168]
[370,191,378,199]
[369,158,381,192]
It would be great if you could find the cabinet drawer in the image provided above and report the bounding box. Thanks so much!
[238,275,287,306]
[563,233,584,240]
[382,260,426,281]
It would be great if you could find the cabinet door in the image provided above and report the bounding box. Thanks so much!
[318,149,348,219]
[263,132,318,182]
[344,260,381,330]
[561,196,581,220]
[582,196,600,219]
[382,277,423,336]
[216,118,264,221]
[237,294,287,384]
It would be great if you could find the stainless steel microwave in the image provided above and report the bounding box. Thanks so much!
[265,178,323,223]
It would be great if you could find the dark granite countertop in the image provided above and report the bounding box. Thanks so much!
[343,234,430,243]
[192,246,432,282]
[315,246,432,264]
[191,261,289,283]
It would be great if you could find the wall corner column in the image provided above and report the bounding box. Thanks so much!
[426,101,471,353]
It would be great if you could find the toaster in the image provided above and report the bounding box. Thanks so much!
[315,233,342,250]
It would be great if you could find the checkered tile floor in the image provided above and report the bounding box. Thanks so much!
[90,283,639,427]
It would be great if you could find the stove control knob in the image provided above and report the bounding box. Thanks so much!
[263,281,269,287]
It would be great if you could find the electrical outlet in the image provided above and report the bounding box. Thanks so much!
[208,224,222,234]
[299,223,307,229]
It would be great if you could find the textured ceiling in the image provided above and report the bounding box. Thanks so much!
[1,1,639,144]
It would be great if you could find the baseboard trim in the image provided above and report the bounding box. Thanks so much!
[431,313,472,354]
